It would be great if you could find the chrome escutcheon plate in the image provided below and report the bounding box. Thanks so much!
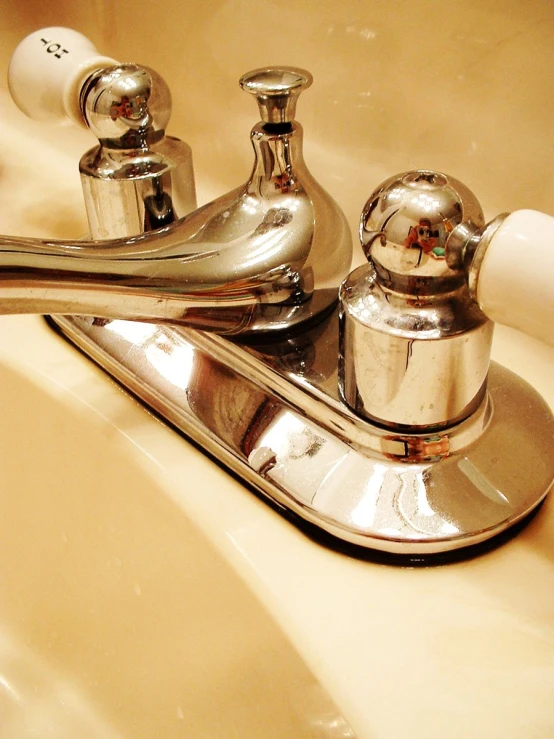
[50,311,554,563]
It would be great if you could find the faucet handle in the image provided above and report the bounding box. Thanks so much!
[8,26,117,126]
[449,208,554,346]
[359,169,554,344]
[239,67,313,125]
[9,27,197,238]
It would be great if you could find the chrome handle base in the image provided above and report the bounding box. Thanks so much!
[1,65,352,336]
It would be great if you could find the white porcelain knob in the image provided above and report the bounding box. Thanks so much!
[8,27,117,126]
[475,209,554,345]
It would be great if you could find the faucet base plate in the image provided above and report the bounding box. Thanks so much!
[49,312,554,561]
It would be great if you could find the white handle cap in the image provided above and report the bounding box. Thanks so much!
[8,27,118,126]
[476,209,554,345]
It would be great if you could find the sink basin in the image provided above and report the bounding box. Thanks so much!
[0,315,353,738]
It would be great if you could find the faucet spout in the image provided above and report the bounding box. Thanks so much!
[0,121,352,335]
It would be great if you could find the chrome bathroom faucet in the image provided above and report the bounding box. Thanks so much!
[3,28,553,562]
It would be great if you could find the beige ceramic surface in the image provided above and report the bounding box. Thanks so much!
[0,1,553,737]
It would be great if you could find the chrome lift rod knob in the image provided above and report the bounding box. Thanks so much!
[239,67,313,125]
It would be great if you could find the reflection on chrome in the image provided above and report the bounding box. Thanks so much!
[349,465,386,529]
[106,320,157,344]
[458,458,511,506]
[107,319,195,392]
